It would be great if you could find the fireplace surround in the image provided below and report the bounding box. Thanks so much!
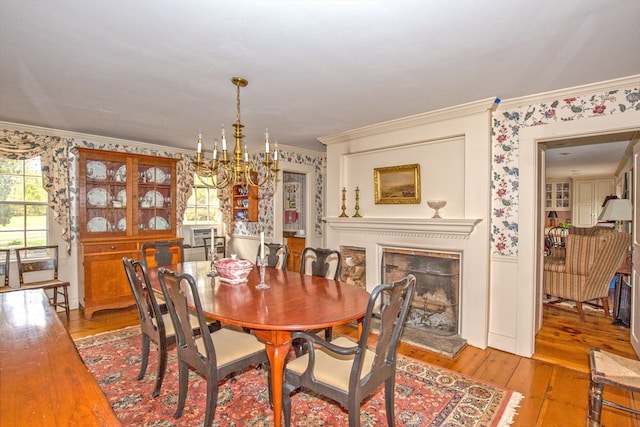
[326,217,487,349]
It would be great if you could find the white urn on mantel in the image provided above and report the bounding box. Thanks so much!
[427,200,447,218]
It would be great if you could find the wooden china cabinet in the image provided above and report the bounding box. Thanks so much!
[232,172,259,222]
[76,148,178,318]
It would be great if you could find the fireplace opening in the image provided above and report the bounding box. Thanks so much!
[340,246,366,290]
[382,248,461,336]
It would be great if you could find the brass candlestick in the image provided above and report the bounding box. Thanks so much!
[352,186,362,218]
[339,187,349,217]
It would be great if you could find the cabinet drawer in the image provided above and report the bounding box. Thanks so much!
[83,242,139,254]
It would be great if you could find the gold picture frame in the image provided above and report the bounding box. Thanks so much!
[374,163,421,204]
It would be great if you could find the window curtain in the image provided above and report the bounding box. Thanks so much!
[0,129,72,254]
[176,155,195,232]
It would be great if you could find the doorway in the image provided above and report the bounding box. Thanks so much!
[515,112,640,357]
[539,135,633,329]
[272,163,319,250]
[283,171,306,236]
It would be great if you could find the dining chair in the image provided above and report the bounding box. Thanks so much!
[297,247,342,346]
[122,257,220,397]
[299,247,342,281]
[283,274,416,427]
[157,267,270,427]
[257,242,288,270]
[141,240,184,268]
[547,226,567,256]
[0,249,11,292]
[588,347,640,426]
[203,237,212,260]
[15,245,70,320]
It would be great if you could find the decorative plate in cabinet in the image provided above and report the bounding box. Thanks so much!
[86,161,107,180]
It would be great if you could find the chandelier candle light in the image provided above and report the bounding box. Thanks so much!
[193,77,280,189]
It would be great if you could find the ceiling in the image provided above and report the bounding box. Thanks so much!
[1,1,638,159]
[545,132,637,180]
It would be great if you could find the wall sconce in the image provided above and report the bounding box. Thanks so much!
[548,210,558,227]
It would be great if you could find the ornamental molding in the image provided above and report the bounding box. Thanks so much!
[318,98,494,145]
[324,217,482,239]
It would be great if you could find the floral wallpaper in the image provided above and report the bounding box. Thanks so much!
[2,125,324,248]
[491,86,640,256]
[231,149,326,239]
[7,82,636,257]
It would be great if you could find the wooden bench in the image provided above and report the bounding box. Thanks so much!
[0,289,120,426]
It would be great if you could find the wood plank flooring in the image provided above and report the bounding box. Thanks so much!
[65,303,639,426]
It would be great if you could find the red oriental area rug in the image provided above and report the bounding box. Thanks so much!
[75,327,522,426]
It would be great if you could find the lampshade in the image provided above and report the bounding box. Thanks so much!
[597,199,633,222]
[548,211,558,219]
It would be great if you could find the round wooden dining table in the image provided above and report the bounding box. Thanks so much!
[147,260,370,427]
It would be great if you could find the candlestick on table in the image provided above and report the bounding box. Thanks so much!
[260,232,265,258]
[255,256,269,289]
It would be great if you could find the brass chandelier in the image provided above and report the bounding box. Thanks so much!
[193,76,279,190]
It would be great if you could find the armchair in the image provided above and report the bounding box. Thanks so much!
[282,274,416,427]
[543,228,631,321]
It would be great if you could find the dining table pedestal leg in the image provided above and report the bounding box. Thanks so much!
[253,330,292,427]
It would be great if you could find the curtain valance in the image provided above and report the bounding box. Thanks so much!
[0,129,72,254]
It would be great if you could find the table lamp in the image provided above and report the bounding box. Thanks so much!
[597,198,632,232]
[548,211,558,227]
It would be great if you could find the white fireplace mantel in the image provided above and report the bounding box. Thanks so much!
[324,217,482,239]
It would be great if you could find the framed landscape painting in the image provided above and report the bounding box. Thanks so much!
[374,163,421,204]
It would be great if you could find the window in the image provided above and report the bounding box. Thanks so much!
[0,157,48,249]
[183,174,221,225]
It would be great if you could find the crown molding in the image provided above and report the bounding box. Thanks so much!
[318,97,495,146]
[496,75,640,110]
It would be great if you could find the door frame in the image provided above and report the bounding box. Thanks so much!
[272,162,319,248]
[518,111,640,356]
[632,143,639,357]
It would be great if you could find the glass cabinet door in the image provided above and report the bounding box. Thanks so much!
[85,158,127,234]
[554,182,570,209]
[544,180,571,212]
[136,162,172,232]
[78,148,177,238]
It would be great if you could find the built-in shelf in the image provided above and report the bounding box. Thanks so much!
[324,217,482,239]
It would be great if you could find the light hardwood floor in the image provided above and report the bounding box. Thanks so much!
[66,303,639,426]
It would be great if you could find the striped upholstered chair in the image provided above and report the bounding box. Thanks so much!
[543,229,631,321]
